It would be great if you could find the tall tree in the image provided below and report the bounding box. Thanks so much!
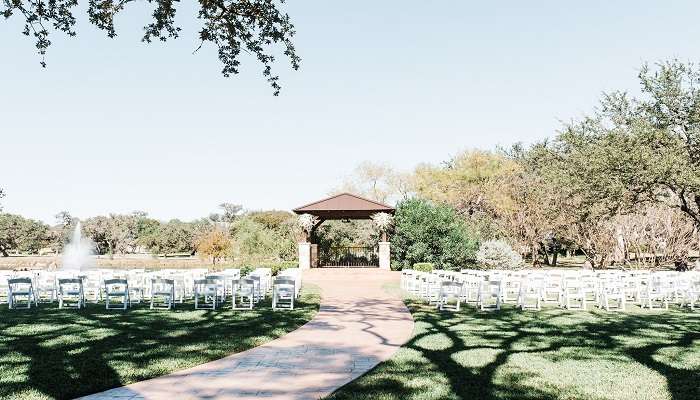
[0,214,50,256]
[550,61,700,228]
[1,0,300,94]
[413,150,519,216]
[141,219,196,255]
[337,161,410,204]
[82,213,140,256]
[219,203,243,223]
[54,211,73,227]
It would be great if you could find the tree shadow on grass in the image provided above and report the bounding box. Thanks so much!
[0,290,320,400]
[329,300,700,400]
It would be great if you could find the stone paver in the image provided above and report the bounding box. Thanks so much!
[78,269,414,400]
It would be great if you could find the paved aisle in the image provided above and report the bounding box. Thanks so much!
[79,269,414,400]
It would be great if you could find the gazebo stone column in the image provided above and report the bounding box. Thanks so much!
[378,241,391,270]
[298,242,311,270]
[310,244,318,268]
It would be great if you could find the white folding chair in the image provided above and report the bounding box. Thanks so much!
[58,278,85,309]
[501,274,523,304]
[622,274,642,304]
[272,277,296,310]
[232,278,256,310]
[222,268,241,298]
[643,275,671,310]
[35,272,57,303]
[401,270,413,290]
[171,274,187,303]
[150,278,175,310]
[478,280,502,311]
[437,281,463,311]
[252,268,272,293]
[248,275,263,303]
[543,272,563,306]
[194,278,219,310]
[563,276,586,310]
[518,274,544,310]
[81,272,102,303]
[104,278,129,310]
[581,275,599,304]
[8,277,36,309]
[421,274,441,304]
[127,271,145,304]
[459,274,481,305]
[205,274,227,303]
[279,268,302,298]
[599,279,626,311]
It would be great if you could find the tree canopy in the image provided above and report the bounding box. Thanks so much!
[0,213,49,256]
[1,0,300,94]
[545,61,700,227]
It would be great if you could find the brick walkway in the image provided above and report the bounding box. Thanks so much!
[79,269,414,400]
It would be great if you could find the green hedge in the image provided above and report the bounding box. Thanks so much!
[239,261,298,276]
[413,262,435,272]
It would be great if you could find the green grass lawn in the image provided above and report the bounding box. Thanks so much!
[329,293,700,400]
[0,287,320,400]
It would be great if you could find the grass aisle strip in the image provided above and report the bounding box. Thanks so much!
[0,286,320,400]
[328,295,700,400]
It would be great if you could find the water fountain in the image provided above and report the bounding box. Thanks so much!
[61,221,95,271]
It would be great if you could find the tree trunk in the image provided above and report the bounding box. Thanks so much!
[531,244,538,266]
[0,246,8,257]
[552,251,558,267]
[541,244,551,265]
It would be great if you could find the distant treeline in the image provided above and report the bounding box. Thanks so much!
[0,206,299,266]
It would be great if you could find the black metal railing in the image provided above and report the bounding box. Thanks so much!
[320,246,379,267]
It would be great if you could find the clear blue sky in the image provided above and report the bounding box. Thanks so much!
[1,1,699,224]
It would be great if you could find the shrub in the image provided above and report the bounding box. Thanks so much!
[476,239,524,270]
[241,261,298,276]
[392,198,478,271]
[230,217,296,264]
[272,260,298,275]
[413,262,434,272]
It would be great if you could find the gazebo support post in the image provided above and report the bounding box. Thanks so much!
[298,242,311,270]
[378,241,391,270]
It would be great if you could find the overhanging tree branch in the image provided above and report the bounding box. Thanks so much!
[1,0,299,94]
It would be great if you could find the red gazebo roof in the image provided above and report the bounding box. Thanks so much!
[293,193,395,219]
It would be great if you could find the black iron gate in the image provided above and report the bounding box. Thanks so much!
[319,246,379,267]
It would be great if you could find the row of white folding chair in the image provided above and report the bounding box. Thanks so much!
[9,274,86,310]
[436,270,699,312]
[409,269,602,311]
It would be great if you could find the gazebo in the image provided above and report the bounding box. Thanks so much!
[293,193,395,270]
